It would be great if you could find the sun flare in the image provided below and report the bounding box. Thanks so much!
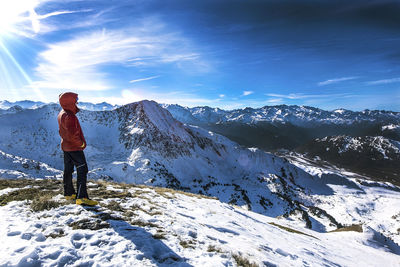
[0,0,40,36]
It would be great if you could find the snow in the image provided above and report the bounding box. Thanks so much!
[0,180,399,266]
[333,108,347,114]
[319,135,400,159]
[0,187,21,196]
[382,124,400,131]
[77,102,118,111]
[140,100,192,142]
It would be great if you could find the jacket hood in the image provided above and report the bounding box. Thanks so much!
[59,92,79,114]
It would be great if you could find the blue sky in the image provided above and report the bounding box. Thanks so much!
[1,0,400,111]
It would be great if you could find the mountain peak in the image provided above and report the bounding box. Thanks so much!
[117,100,195,156]
[136,100,191,141]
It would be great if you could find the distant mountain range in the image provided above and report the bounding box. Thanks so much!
[1,100,399,184]
[162,104,400,126]
[162,104,400,152]
[162,104,400,184]
[3,100,399,124]
[0,100,117,112]
[0,100,47,110]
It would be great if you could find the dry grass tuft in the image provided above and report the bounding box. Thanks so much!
[104,200,125,212]
[0,178,63,207]
[1,188,42,206]
[93,212,124,221]
[0,178,62,191]
[232,253,259,267]
[179,240,196,249]
[152,231,167,239]
[46,229,65,239]
[89,188,133,199]
[31,194,62,212]
[153,186,217,200]
[123,210,137,218]
[130,219,159,228]
[268,222,318,239]
[69,218,110,230]
[329,224,363,233]
[207,245,224,253]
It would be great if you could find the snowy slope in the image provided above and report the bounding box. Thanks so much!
[311,135,400,159]
[0,179,399,267]
[295,135,400,183]
[0,100,400,251]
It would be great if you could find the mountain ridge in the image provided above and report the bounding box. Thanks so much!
[2,99,400,116]
[162,103,400,126]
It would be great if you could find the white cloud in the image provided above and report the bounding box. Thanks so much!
[318,77,358,86]
[266,93,305,99]
[129,75,160,84]
[36,9,116,35]
[242,91,254,96]
[32,18,206,91]
[219,94,225,98]
[86,89,223,107]
[265,93,353,99]
[366,77,400,85]
[266,98,283,104]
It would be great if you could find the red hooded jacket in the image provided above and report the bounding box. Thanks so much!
[57,92,87,151]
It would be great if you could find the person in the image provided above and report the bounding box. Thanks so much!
[57,92,98,206]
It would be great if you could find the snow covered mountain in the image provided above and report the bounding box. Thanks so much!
[0,101,318,217]
[163,104,400,152]
[295,135,400,184]
[0,100,47,110]
[77,101,118,111]
[0,100,117,112]
[163,104,400,126]
[0,100,400,260]
[163,103,400,182]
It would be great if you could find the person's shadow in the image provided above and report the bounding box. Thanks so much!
[83,206,193,266]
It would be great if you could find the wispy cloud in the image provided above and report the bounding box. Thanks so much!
[242,91,254,96]
[98,89,224,107]
[266,93,353,99]
[82,89,269,110]
[266,98,283,104]
[32,18,206,91]
[318,76,358,86]
[129,75,160,84]
[219,94,225,98]
[366,77,400,85]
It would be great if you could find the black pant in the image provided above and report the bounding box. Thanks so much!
[63,151,89,199]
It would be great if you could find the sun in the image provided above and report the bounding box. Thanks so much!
[0,1,47,102]
[0,0,40,36]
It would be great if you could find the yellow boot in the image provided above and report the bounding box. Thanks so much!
[65,194,76,200]
[76,198,98,206]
